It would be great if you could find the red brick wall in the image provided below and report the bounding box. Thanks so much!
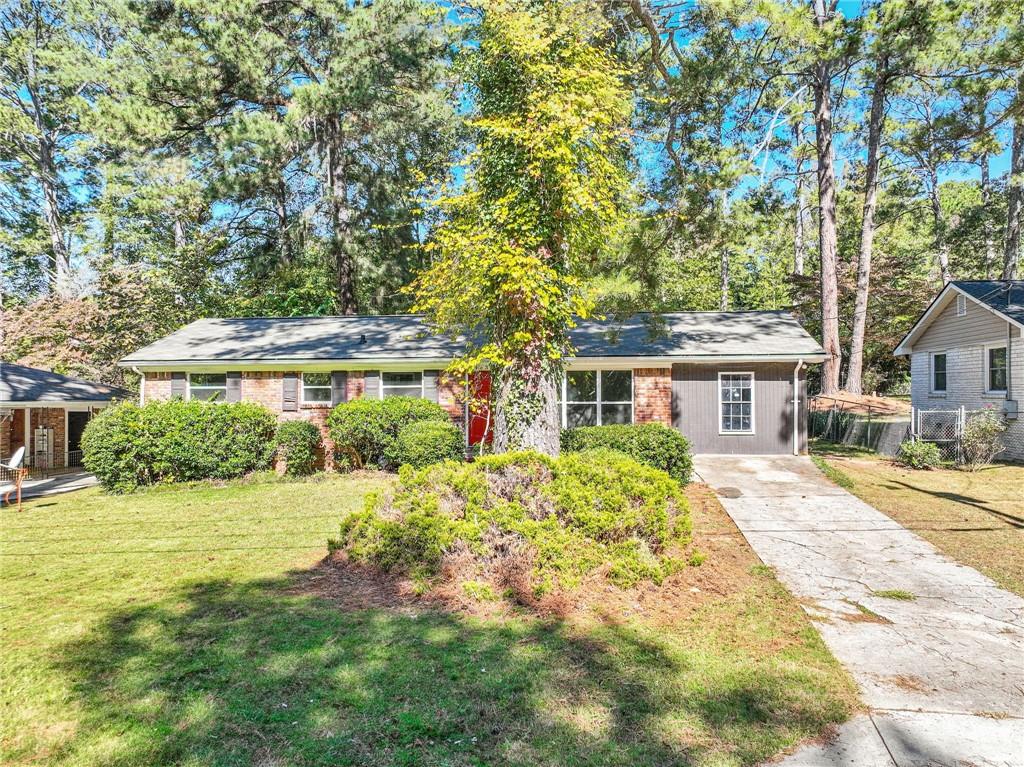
[633,367,672,426]
[143,372,173,403]
[0,416,10,459]
[29,407,66,463]
[439,373,465,427]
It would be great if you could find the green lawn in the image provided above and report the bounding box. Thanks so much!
[813,450,1024,597]
[1,473,856,767]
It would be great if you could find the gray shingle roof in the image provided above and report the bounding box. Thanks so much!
[952,280,1024,326]
[1,362,132,403]
[120,311,824,366]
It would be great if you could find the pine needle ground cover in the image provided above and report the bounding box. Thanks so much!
[2,473,855,766]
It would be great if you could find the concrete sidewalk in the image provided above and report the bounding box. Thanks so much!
[2,471,96,505]
[694,455,1024,767]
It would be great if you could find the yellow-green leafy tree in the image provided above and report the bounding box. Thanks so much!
[411,0,632,455]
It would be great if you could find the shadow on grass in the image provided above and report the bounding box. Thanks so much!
[887,479,1024,529]
[51,561,848,767]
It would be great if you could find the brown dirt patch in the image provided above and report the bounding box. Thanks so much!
[293,483,762,625]
[809,391,910,417]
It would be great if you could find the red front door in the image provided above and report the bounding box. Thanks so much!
[468,371,493,446]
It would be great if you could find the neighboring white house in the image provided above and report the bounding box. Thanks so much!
[895,280,1023,461]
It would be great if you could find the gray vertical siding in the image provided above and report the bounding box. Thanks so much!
[671,361,805,454]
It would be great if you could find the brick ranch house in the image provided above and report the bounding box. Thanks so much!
[895,280,1023,460]
[120,311,826,456]
[1,362,130,472]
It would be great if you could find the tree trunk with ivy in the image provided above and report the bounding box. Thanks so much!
[493,369,561,454]
[410,0,631,457]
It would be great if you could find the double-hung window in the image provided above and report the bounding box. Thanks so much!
[382,372,423,398]
[301,372,332,404]
[559,370,633,427]
[987,346,1008,393]
[930,353,947,393]
[719,372,754,434]
[188,373,227,401]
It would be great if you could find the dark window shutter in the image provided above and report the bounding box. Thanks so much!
[282,372,298,411]
[331,371,347,406]
[365,370,380,399]
[423,370,439,403]
[226,372,241,402]
[171,372,186,400]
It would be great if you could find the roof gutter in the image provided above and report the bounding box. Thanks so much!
[120,353,829,371]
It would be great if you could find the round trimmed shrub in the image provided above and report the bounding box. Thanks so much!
[330,448,691,594]
[275,420,323,476]
[560,423,693,484]
[896,440,942,470]
[82,400,277,493]
[393,420,463,468]
[326,396,450,470]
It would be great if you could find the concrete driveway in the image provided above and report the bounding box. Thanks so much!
[693,455,1024,767]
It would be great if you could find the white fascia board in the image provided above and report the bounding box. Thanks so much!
[123,353,826,373]
[895,283,1024,356]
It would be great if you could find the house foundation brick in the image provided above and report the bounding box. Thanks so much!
[633,367,672,426]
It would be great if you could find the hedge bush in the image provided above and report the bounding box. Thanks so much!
[560,423,693,484]
[393,420,464,468]
[275,420,323,476]
[327,396,450,469]
[960,408,1007,470]
[896,439,943,470]
[330,448,691,595]
[82,400,277,493]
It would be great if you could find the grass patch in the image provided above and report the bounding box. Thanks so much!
[1,472,856,766]
[810,455,855,490]
[872,589,916,601]
[819,457,1024,597]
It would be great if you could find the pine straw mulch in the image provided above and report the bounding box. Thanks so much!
[809,390,911,417]
[289,482,766,626]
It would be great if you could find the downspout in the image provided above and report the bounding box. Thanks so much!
[793,359,805,455]
[133,367,144,405]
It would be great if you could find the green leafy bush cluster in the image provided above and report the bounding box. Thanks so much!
[394,420,464,468]
[330,448,691,596]
[960,408,1007,470]
[275,420,323,476]
[561,423,693,484]
[327,396,450,469]
[896,440,943,470]
[82,400,277,493]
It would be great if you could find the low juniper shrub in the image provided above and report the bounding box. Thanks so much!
[275,420,323,476]
[82,400,277,493]
[560,423,693,484]
[896,439,943,470]
[393,420,464,469]
[327,396,449,470]
[329,448,692,597]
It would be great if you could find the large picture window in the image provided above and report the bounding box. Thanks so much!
[559,370,633,427]
[301,372,331,403]
[719,372,754,434]
[382,371,423,398]
[188,373,227,401]
[987,346,1007,393]
[930,353,947,393]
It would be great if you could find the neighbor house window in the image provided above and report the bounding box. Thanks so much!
[301,372,331,404]
[188,373,227,401]
[930,353,947,393]
[558,370,633,427]
[382,371,423,398]
[719,372,754,434]
[987,346,1007,393]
